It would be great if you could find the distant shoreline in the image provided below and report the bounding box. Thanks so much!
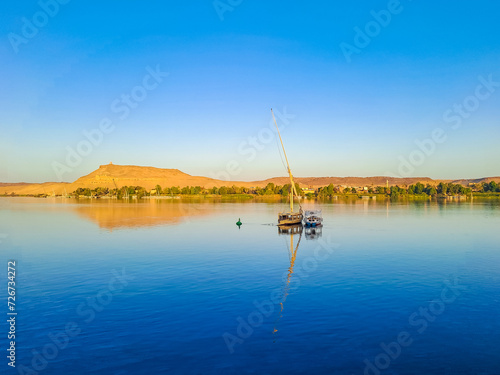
[4,179,500,200]
[3,192,500,199]
[1,163,499,197]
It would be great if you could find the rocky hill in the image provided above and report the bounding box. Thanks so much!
[0,163,497,195]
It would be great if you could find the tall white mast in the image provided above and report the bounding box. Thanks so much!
[271,108,299,212]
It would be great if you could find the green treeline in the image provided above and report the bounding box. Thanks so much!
[70,181,500,199]
[316,181,499,198]
[72,183,303,198]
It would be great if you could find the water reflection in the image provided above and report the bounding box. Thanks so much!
[277,223,303,235]
[6,196,499,232]
[305,226,322,240]
[273,224,303,340]
[72,200,209,230]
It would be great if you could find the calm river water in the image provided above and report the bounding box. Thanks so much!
[0,197,499,374]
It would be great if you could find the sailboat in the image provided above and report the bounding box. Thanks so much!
[271,109,303,226]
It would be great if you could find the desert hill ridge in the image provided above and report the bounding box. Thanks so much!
[0,163,499,195]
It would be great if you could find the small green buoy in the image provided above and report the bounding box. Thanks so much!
[236,218,242,228]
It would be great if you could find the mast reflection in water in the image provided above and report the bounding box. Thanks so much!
[273,224,303,341]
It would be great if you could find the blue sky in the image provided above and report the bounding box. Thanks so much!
[1,0,499,182]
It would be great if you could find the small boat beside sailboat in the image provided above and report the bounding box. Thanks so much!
[303,209,323,227]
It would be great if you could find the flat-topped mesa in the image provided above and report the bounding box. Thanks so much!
[76,164,191,183]
[70,164,223,191]
[1,163,499,196]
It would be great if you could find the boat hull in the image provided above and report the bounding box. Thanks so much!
[278,212,303,226]
[304,221,322,227]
